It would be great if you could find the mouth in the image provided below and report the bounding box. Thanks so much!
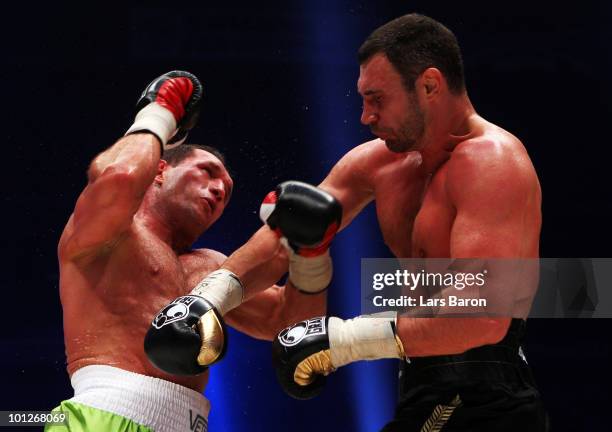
[371,128,392,141]
[201,197,216,214]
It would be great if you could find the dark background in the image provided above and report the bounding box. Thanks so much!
[3,1,611,431]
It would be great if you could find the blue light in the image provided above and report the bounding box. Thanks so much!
[299,3,398,431]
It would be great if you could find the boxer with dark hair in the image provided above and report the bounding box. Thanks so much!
[273,14,548,431]
[48,71,339,431]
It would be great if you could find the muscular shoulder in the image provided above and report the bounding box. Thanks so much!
[340,138,409,168]
[333,139,385,175]
[325,138,420,186]
[182,248,226,267]
[447,130,538,203]
[319,139,381,201]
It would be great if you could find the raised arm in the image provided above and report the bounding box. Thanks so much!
[59,71,202,261]
[60,135,160,260]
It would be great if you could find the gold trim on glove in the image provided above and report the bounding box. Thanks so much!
[196,310,225,366]
[395,334,406,358]
[294,349,335,386]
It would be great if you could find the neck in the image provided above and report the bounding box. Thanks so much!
[137,188,197,254]
[419,92,478,174]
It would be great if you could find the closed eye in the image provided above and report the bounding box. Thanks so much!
[198,165,212,176]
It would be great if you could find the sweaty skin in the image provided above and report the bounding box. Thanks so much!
[320,53,542,357]
[59,135,324,392]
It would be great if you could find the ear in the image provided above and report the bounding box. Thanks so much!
[418,67,443,99]
[154,159,169,185]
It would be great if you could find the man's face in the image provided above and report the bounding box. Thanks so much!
[357,53,425,153]
[158,149,233,233]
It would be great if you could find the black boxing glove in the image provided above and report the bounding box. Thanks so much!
[272,317,332,399]
[144,269,243,376]
[126,70,203,150]
[259,181,342,293]
[273,314,405,400]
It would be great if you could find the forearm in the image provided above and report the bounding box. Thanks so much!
[221,226,289,299]
[87,133,161,186]
[226,282,327,341]
[396,316,511,357]
[191,180,340,320]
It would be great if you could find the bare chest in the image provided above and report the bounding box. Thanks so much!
[374,158,425,257]
[375,163,455,258]
[411,166,455,258]
[102,229,219,308]
[61,225,220,387]
[102,232,188,310]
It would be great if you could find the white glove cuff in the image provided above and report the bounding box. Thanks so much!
[125,102,177,147]
[288,247,332,293]
[328,313,404,368]
[190,269,244,316]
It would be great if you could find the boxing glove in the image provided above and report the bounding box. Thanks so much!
[126,70,203,150]
[260,181,342,293]
[144,269,243,375]
[272,314,404,399]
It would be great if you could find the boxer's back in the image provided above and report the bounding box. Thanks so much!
[59,216,219,392]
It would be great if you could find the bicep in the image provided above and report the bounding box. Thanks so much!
[449,150,537,258]
[450,182,540,320]
[450,199,526,257]
[61,169,142,260]
[61,134,162,260]
[448,148,541,319]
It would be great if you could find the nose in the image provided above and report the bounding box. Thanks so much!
[360,106,378,126]
[209,179,225,201]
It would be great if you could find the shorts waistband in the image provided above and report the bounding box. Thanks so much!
[406,319,528,372]
[69,365,209,432]
[401,350,536,391]
[407,344,525,371]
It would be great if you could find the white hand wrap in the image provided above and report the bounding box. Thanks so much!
[125,102,177,147]
[288,251,333,293]
[190,269,244,316]
[328,313,404,368]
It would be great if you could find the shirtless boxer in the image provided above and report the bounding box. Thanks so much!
[272,14,548,431]
[48,71,338,431]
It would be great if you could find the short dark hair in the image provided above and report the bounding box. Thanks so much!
[358,14,465,94]
[163,144,228,169]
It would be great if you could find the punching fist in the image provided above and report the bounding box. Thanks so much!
[260,181,342,293]
[144,269,243,376]
[126,70,203,149]
[273,314,405,399]
[144,295,225,376]
[272,317,333,399]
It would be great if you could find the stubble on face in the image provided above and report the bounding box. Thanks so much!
[384,91,425,153]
